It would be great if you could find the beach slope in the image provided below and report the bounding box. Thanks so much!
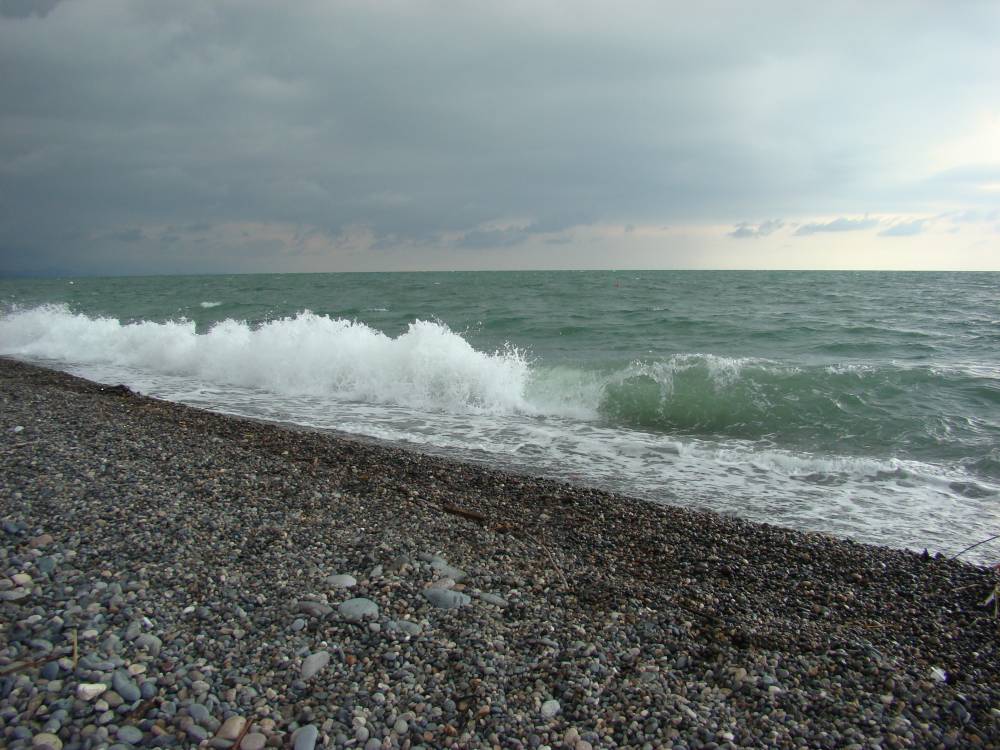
[1,358,998,748]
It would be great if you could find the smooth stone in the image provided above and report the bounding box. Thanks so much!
[40,661,60,680]
[293,724,319,750]
[476,592,509,607]
[76,683,107,701]
[32,733,63,750]
[134,633,162,657]
[290,618,306,632]
[301,651,331,680]
[541,699,561,719]
[240,732,267,750]
[187,724,210,743]
[429,560,467,581]
[116,726,143,744]
[112,670,141,703]
[189,703,211,724]
[297,601,333,617]
[338,597,379,621]
[326,574,356,588]
[216,716,246,741]
[423,589,471,609]
[388,620,422,636]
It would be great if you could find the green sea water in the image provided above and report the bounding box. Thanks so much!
[2,270,999,560]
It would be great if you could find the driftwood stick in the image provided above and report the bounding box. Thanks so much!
[0,650,68,676]
[441,504,487,523]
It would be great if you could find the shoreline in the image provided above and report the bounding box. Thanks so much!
[1,357,998,748]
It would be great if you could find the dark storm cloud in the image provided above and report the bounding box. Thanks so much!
[1,1,998,273]
[794,216,880,236]
[0,0,62,19]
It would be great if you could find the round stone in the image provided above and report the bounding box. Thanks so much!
[76,683,107,701]
[240,732,267,750]
[32,733,63,750]
[217,716,246,741]
[541,699,560,719]
[327,574,357,588]
[116,725,144,744]
[338,597,379,621]
[293,724,319,750]
[301,651,331,680]
[423,588,471,609]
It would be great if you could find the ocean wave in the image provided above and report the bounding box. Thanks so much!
[0,305,531,414]
[1,305,996,461]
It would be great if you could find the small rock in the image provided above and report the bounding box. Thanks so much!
[430,560,467,580]
[301,651,331,680]
[297,601,333,617]
[339,597,379,621]
[476,592,509,607]
[29,533,54,548]
[32,733,63,750]
[112,670,141,702]
[293,724,319,750]
[216,716,246,741]
[423,589,471,609]
[116,725,144,744]
[134,633,162,657]
[327,574,356,589]
[76,683,107,701]
[541,699,560,719]
[240,732,267,750]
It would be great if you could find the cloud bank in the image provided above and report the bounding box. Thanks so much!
[1,1,998,273]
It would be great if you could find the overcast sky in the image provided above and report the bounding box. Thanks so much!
[1,0,998,275]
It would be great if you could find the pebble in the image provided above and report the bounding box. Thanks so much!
[338,597,379,621]
[116,725,144,744]
[32,733,63,750]
[327,573,357,588]
[76,683,107,701]
[301,650,331,679]
[293,724,319,750]
[240,732,267,750]
[216,715,246,740]
[541,699,561,719]
[423,588,471,609]
[112,670,141,703]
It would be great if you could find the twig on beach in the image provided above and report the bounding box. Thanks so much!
[0,650,68,676]
[441,503,487,524]
[232,714,253,750]
[528,532,569,589]
[950,532,1000,560]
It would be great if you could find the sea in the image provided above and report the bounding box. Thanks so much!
[1,270,998,563]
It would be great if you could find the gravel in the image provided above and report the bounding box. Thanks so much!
[1,357,999,749]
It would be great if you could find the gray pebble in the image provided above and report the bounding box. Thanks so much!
[338,597,379,621]
[293,724,319,750]
[423,588,471,609]
[301,651,331,680]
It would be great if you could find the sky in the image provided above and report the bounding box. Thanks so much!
[1,0,998,275]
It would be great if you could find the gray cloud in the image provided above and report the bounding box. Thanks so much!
[879,219,928,237]
[794,216,880,236]
[1,1,999,273]
[729,219,784,239]
[0,0,62,19]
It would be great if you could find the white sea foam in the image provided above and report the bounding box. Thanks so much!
[200,301,223,308]
[3,304,999,561]
[0,305,531,414]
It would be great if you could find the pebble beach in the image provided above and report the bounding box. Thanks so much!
[1,357,999,749]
